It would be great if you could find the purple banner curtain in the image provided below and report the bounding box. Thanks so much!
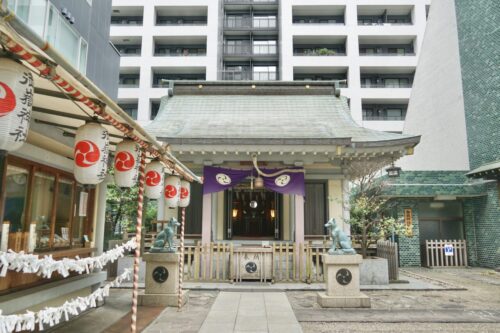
[261,168,305,197]
[203,166,252,194]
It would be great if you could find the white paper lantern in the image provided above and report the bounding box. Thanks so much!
[74,122,109,185]
[179,180,191,208]
[164,175,181,208]
[145,161,164,199]
[114,139,140,188]
[0,58,33,152]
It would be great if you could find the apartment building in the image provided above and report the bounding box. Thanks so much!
[110,0,430,131]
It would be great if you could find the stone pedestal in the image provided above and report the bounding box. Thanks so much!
[317,254,371,308]
[138,252,188,307]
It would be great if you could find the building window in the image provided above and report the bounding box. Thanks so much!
[2,156,93,252]
[118,103,138,120]
[253,40,277,54]
[253,66,277,81]
[9,0,88,73]
[151,102,161,120]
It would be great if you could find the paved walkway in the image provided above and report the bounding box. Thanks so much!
[199,292,303,333]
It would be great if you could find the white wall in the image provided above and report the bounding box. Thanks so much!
[112,0,430,132]
[399,0,469,171]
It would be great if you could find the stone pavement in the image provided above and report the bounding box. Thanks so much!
[198,292,302,333]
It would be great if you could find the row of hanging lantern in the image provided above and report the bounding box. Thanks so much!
[73,123,190,207]
[0,58,190,207]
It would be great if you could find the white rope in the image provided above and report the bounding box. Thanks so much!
[0,239,137,279]
[252,154,305,177]
[0,269,132,333]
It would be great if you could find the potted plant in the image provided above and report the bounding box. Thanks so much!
[318,48,336,56]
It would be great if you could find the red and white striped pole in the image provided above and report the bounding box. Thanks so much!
[178,207,186,310]
[131,152,146,333]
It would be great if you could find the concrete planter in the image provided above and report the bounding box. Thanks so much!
[360,257,389,285]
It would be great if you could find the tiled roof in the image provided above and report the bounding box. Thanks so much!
[147,94,419,147]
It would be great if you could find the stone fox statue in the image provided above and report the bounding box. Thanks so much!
[151,217,181,253]
[325,218,356,255]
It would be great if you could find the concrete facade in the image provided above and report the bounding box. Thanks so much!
[388,0,500,268]
[110,0,430,133]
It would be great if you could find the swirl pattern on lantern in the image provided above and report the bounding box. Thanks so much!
[114,151,135,171]
[164,184,178,199]
[74,140,100,167]
[0,82,16,117]
[180,187,189,199]
[146,170,161,186]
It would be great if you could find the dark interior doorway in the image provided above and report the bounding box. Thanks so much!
[226,188,281,240]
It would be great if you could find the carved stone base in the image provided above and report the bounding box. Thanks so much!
[317,292,371,308]
[319,254,371,308]
[139,290,188,307]
[141,252,188,307]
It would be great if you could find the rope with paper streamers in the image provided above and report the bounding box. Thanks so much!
[0,238,137,279]
[0,269,131,333]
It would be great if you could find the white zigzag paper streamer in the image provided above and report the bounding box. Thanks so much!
[0,269,131,333]
[0,239,137,279]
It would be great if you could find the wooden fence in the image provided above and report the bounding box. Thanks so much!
[425,239,467,267]
[377,240,399,281]
[179,241,332,283]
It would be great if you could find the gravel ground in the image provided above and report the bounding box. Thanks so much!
[288,267,500,311]
[290,267,500,333]
[302,322,500,333]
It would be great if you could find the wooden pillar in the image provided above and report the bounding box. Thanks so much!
[294,195,304,244]
[201,193,212,245]
[342,179,351,236]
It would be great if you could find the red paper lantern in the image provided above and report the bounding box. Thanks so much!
[74,122,109,185]
[114,139,140,188]
[0,58,33,152]
[145,161,164,199]
[179,180,191,208]
[164,175,181,208]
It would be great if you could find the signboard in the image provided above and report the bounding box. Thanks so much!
[79,192,89,217]
[404,208,413,236]
[444,244,454,256]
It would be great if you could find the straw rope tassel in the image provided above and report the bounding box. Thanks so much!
[131,152,146,333]
[178,207,186,310]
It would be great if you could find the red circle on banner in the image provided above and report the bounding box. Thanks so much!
[180,187,189,199]
[74,140,100,168]
[164,184,177,199]
[0,82,17,117]
[115,151,135,172]
[146,171,161,186]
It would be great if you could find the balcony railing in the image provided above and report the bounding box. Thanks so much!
[363,116,406,121]
[225,0,277,3]
[156,17,207,26]
[361,83,412,88]
[155,48,207,57]
[119,83,140,88]
[360,52,415,56]
[224,16,277,29]
[221,70,278,81]
[111,18,143,26]
[224,44,278,56]
[294,48,345,56]
[358,21,412,26]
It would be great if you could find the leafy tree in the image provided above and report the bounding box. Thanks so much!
[105,183,157,242]
[348,171,405,258]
